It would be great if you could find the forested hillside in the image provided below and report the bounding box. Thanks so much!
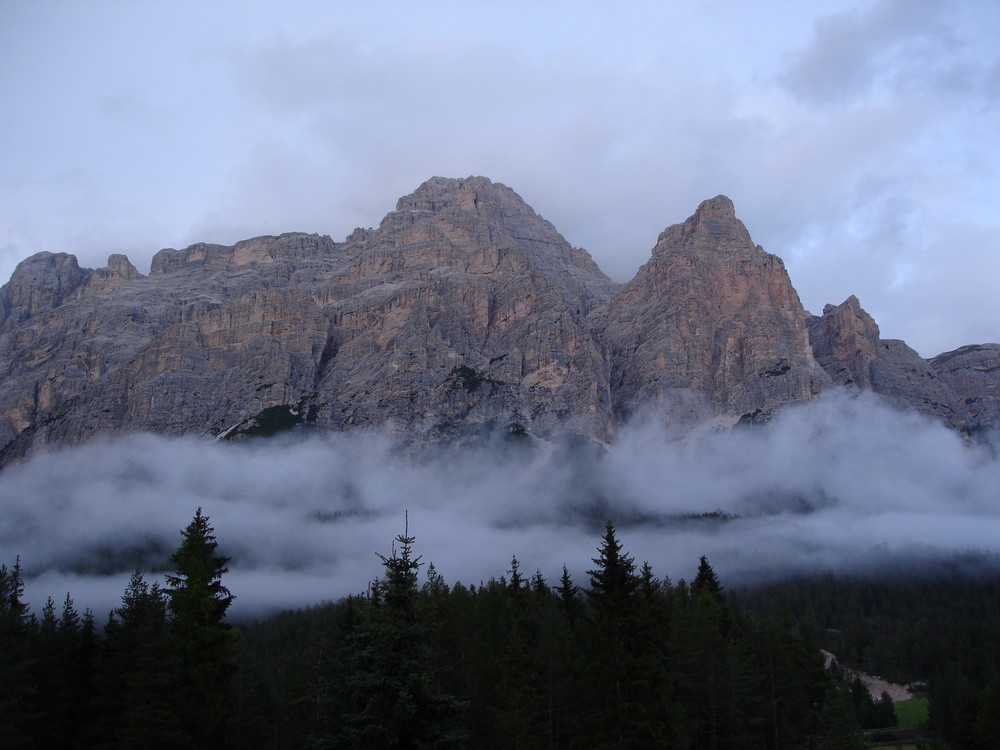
[740,570,1000,750]
[2,513,998,748]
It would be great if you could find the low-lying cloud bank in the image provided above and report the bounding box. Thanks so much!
[1,389,997,618]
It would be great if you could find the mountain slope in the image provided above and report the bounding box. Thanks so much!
[598,195,829,426]
[0,176,995,465]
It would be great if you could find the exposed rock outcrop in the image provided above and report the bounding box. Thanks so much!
[930,344,1000,433]
[0,177,996,465]
[599,196,829,425]
[808,296,967,428]
[0,252,89,325]
[807,296,881,390]
[0,177,617,462]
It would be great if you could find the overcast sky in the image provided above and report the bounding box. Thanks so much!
[2,0,998,357]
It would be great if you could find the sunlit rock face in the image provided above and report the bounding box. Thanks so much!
[0,177,617,461]
[597,195,830,426]
[0,176,995,465]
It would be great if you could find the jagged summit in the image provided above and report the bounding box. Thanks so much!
[602,196,827,424]
[0,177,996,465]
[395,176,528,215]
[371,175,614,310]
[650,194,755,259]
[388,176,560,245]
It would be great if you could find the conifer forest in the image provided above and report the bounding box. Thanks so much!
[2,512,998,749]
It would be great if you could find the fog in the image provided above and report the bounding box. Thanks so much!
[1,389,997,619]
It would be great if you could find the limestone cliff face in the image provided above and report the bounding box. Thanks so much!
[598,196,829,425]
[0,177,617,462]
[929,344,1000,433]
[309,176,617,441]
[808,296,972,429]
[0,177,996,465]
[807,296,881,389]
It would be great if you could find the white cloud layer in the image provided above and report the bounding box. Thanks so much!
[2,390,998,619]
[1,0,998,357]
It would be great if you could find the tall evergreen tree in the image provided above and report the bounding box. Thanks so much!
[80,571,190,749]
[0,560,33,749]
[336,520,467,749]
[29,594,87,745]
[691,556,724,607]
[493,556,546,749]
[165,508,238,749]
[584,522,644,748]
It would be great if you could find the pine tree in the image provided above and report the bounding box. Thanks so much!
[631,561,672,747]
[29,595,81,745]
[90,571,190,750]
[554,564,582,624]
[337,519,467,749]
[166,508,235,630]
[691,556,724,604]
[165,508,238,749]
[0,560,33,749]
[686,557,731,750]
[584,522,642,748]
[494,556,545,749]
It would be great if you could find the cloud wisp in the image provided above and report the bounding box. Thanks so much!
[1,388,997,619]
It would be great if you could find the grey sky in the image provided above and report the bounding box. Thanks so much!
[1,0,998,356]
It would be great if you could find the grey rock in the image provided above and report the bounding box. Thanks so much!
[808,295,972,429]
[0,177,996,466]
[930,344,1000,433]
[598,195,829,425]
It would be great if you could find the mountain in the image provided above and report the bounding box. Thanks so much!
[598,195,829,427]
[0,176,996,465]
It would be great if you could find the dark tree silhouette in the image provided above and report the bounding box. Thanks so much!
[165,508,238,749]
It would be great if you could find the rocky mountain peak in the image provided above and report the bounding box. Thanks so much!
[0,177,995,465]
[929,344,1000,433]
[1,251,89,326]
[383,175,577,254]
[652,193,754,258]
[690,193,738,226]
[600,198,828,425]
[809,295,881,389]
[368,175,614,307]
[808,295,974,427]
[394,175,509,213]
[106,253,140,279]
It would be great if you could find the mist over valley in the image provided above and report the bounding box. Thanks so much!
[3,389,998,618]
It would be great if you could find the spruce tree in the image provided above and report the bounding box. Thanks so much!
[554,564,581,624]
[494,556,545,748]
[108,572,189,750]
[691,556,724,603]
[0,560,33,749]
[166,508,235,630]
[165,508,238,749]
[337,520,467,749]
[29,595,77,745]
[584,522,641,748]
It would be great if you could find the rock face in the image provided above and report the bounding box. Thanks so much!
[0,176,996,465]
[0,177,617,462]
[809,296,984,431]
[929,344,1000,433]
[599,196,829,426]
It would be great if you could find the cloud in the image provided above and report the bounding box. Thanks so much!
[1,0,997,365]
[777,0,954,107]
[1,389,997,619]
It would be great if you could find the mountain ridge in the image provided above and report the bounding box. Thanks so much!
[0,176,996,465]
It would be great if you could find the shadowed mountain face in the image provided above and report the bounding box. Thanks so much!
[0,176,996,464]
